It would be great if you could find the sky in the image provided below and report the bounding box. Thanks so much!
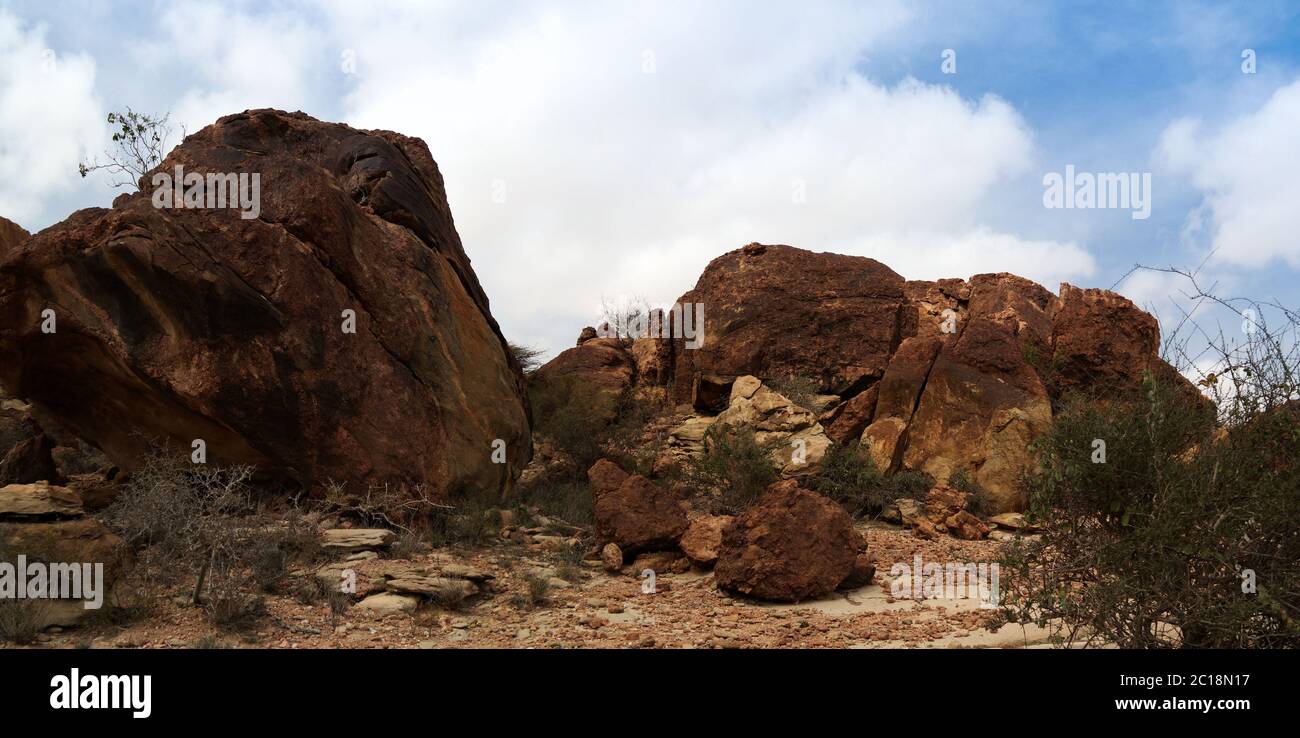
[1,0,1298,362]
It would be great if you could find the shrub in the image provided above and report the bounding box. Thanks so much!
[523,573,551,606]
[427,487,502,549]
[685,424,779,514]
[0,598,50,644]
[949,469,994,517]
[995,375,1300,648]
[510,479,592,528]
[767,374,822,410]
[508,342,546,375]
[529,374,614,475]
[806,443,933,517]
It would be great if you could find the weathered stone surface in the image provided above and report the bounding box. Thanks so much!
[715,377,831,473]
[913,485,989,540]
[586,458,630,500]
[679,514,732,567]
[902,313,1052,513]
[320,528,396,551]
[825,386,878,444]
[385,575,477,604]
[594,474,687,555]
[0,110,531,498]
[533,337,636,425]
[669,243,905,402]
[0,216,27,253]
[600,542,623,573]
[840,553,877,589]
[0,430,58,486]
[0,481,83,517]
[355,592,419,613]
[715,480,866,602]
[0,518,130,616]
[1049,283,1160,397]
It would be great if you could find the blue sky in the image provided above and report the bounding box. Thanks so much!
[1,0,1298,364]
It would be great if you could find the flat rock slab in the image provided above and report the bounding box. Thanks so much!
[386,576,478,604]
[320,529,396,551]
[0,481,83,517]
[355,592,419,614]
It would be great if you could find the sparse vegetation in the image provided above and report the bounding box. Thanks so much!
[767,374,822,410]
[685,423,779,514]
[949,469,994,517]
[78,108,179,190]
[996,267,1300,648]
[806,442,933,517]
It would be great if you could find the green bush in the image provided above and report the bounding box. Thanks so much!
[949,469,994,517]
[685,424,779,514]
[806,443,933,517]
[995,375,1300,648]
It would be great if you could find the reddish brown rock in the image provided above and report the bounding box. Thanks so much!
[576,326,598,345]
[594,474,687,555]
[824,386,878,444]
[715,480,866,602]
[679,514,732,567]
[669,243,905,402]
[0,423,58,486]
[1049,283,1161,396]
[0,110,530,498]
[533,337,636,422]
[587,458,630,500]
[840,553,877,589]
[600,542,623,573]
[914,484,989,540]
[0,216,28,253]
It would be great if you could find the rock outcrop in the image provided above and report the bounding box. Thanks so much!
[650,244,1191,513]
[714,480,867,602]
[0,110,530,499]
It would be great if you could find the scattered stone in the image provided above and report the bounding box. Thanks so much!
[600,542,624,573]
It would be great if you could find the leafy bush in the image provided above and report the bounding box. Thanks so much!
[529,374,613,475]
[949,469,994,517]
[995,375,1300,648]
[685,424,779,514]
[806,443,933,517]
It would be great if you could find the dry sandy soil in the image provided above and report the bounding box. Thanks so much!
[8,520,1058,650]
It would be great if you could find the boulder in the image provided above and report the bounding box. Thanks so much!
[0,517,130,625]
[840,553,877,589]
[0,482,83,517]
[0,430,59,485]
[714,376,831,473]
[668,243,905,402]
[533,337,635,422]
[385,575,477,605]
[355,592,419,613]
[593,474,687,555]
[902,315,1052,513]
[1049,283,1161,397]
[912,485,989,541]
[0,110,531,498]
[824,386,878,445]
[600,542,623,573]
[679,515,732,567]
[586,458,630,500]
[714,480,866,602]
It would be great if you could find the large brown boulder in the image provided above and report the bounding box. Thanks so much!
[593,472,687,555]
[669,243,905,401]
[0,110,530,499]
[0,516,131,626]
[533,337,636,423]
[1050,283,1161,397]
[715,480,866,602]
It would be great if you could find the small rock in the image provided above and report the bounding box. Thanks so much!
[600,542,623,573]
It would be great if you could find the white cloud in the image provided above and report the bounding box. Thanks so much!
[319,1,1095,355]
[0,10,103,226]
[1157,79,1300,269]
